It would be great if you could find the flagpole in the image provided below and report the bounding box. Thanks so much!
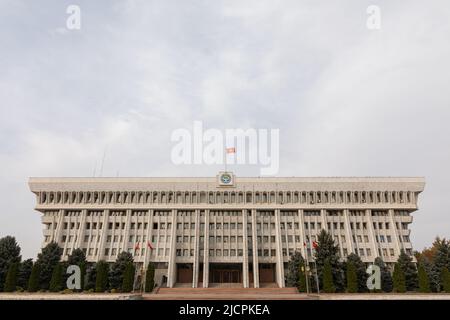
[142,244,148,293]
[313,259,320,295]
[224,147,227,173]
[304,251,310,294]
[311,242,320,295]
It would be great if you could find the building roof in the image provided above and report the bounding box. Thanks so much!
[28,176,426,193]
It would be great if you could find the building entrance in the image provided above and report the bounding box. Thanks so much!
[209,263,242,283]
[177,263,193,283]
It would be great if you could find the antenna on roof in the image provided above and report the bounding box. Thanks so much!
[93,160,97,177]
[99,145,108,177]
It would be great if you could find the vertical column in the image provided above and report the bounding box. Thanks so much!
[121,209,132,253]
[203,210,210,288]
[167,209,178,288]
[242,209,249,288]
[366,209,379,260]
[251,209,259,288]
[192,210,200,288]
[321,209,327,231]
[274,209,285,288]
[50,211,57,243]
[343,209,353,254]
[389,209,402,256]
[70,212,80,255]
[143,210,154,269]
[62,213,70,260]
[76,209,86,249]
[97,210,109,262]
[298,210,306,258]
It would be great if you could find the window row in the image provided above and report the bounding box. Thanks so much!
[39,190,416,205]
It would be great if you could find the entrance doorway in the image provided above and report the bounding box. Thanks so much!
[177,263,193,283]
[209,263,242,283]
[259,263,276,283]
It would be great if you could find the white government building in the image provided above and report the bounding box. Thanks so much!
[29,173,425,288]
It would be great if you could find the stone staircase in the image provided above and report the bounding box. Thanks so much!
[145,286,310,300]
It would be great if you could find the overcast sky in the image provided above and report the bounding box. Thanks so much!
[1,1,449,259]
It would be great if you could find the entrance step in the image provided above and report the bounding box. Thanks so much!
[146,286,312,299]
[158,287,299,295]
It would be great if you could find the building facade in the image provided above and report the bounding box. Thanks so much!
[29,173,425,288]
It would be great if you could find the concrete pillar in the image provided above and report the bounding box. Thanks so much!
[321,209,327,231]
[75,209,87,249]
[298,210,307,258]
[62,212,70,259]
[143,210,153,270]
[343,209,353,254]
[121,209,132,253]
[251,209,259,288]
[389,209,402,255]
[274,209,285,288]
[167,209,178,288]
[203,210,210,288]
[366,209,379,260]
[242,209,249,288]
[192,210,200,288]
[97,209,110,262]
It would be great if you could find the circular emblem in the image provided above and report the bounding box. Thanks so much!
[220,173,232,184]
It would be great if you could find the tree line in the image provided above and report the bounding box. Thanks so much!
[0,236,156,293]
[1,232,450,294]
[285,230,450,293]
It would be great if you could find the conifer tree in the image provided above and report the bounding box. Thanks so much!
[314,230,344,291]
[35,242,62,290]
[397,250,418,291]
[346,261,357,293]
[0,236,21,292]
[346,253,368,292]
[393,263,406,293]
[417,255,437,292]
[49,263,63,292]
[84,263,97,291]
[432,238,450,292]
[121,262,135,293]
[323,260,335,293]
[441,267,450,293]
[4,262,19,292]
[298,262,308,293]
[109,251,133,290]
[417,264,430,293]
[144,262,155,293]
[95,260,109,292]
[286,251,305,287]
[27,263,40,292]
[17,259,33,290]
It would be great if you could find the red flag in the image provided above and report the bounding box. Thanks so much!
[134,242,140,253]
[147,241,154,250]
[312,241,318,249]
[303,242,307,247]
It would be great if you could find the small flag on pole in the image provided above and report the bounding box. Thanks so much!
[147,241,154,250]
[312,241,318,250]
[303,242,307,247]
[226,147,236,154]
[134,242,140,254]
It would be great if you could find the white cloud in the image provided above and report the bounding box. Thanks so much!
[1,1,449,258]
